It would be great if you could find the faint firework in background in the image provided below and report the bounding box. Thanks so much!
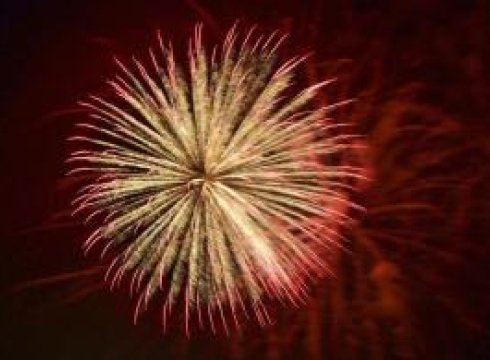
[67,24,364,333]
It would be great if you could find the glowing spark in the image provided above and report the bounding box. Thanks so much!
[68,24,364,333]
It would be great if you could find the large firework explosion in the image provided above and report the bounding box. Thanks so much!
[67,24,363,333]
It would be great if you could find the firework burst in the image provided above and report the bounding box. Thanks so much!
[68,24,364,333]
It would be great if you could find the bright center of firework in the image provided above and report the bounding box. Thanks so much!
[70,24,362,332]
[188,172,218,189]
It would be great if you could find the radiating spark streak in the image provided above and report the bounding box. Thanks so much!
[69,24,363,332]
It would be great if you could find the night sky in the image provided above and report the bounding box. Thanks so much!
[1,1,489,359]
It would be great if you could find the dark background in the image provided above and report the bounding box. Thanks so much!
[1,0,490,359]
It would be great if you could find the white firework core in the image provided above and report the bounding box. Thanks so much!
[68,24,363,333]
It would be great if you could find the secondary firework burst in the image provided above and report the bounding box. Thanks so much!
[68,23,364,333]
